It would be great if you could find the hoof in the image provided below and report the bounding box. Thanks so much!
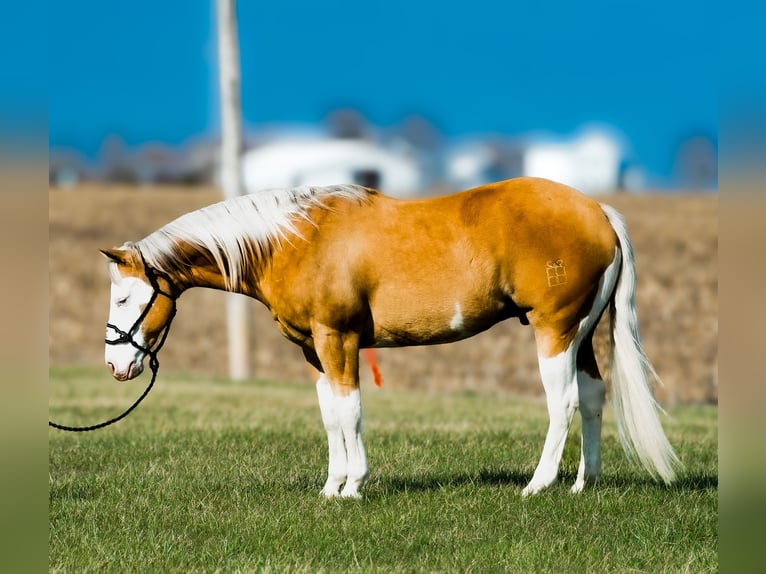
[570,474,599,494]
[521,485,540,497]
[321,479,344,498]
[522,477,555,497]
[339,488,362,500]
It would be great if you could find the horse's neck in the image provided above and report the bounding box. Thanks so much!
[188,257,262,298]
[160,241,263,299]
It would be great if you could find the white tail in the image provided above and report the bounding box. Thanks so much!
[600,204,681,484]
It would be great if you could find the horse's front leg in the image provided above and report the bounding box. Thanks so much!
[315,373,350,497]
[311,327,369,499]
[335,385,368,499]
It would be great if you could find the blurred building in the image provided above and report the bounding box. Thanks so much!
[49,149,88,188]
[523,128,623,194]
[240,138,424,197]
[51,110,713,195]
[446,127,626,195]
[672,134,717,190]
[445,139,525,191]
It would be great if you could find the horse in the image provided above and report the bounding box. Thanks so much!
[101,177,680,498]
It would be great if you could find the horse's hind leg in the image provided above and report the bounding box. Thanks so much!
[572,337,606,493]
[522,332,579,497]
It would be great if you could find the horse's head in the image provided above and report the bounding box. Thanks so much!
[100,245,177,381]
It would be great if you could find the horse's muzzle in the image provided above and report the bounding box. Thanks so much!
[107,359,144,381]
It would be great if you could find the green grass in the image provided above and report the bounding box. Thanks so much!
[49,367,717,573]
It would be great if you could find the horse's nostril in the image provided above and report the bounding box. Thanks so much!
[107,362,116,375]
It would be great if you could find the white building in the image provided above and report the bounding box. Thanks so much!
[241,138,424,197]
[523,128,623,194]
[446,126,627,194]
[445,139,523,191]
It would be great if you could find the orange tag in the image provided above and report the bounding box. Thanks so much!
[362,348,383,387]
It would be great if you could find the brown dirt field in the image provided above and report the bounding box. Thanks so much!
[49,184,717,405]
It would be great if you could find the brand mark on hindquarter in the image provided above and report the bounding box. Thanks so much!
[546,260,567,287]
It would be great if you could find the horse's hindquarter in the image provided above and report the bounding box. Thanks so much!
[488,178,619,348]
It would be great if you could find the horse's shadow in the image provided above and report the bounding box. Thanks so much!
[371,468,717,495]
[601,472,718,491]
[380,467,530,494]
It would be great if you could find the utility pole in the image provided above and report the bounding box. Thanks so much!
[217,0,251,380]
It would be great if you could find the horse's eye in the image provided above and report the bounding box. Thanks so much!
[116,296,129,307]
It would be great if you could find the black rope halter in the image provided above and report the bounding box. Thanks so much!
[49,258,178,432]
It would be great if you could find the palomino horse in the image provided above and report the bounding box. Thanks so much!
[102,177,680,497]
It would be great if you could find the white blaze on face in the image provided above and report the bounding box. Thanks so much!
[104,275,154,381]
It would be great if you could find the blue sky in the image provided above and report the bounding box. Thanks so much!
[49,0,716,182]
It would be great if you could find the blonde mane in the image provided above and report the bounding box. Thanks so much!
[136,184,375,290]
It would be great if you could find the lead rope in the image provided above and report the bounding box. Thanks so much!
[49,262,177,432]
[48,358,160,432]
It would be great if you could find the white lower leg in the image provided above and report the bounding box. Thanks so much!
[523,352,578,497]
[336,388,369,498]
[316,375,347,497]
[572,371,606,493]
[572,437,587,494]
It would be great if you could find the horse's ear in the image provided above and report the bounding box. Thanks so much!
[100,248,128,265]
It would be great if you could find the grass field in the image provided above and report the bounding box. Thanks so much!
[49,367,717,573]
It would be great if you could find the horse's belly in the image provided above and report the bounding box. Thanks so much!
[370,293,519,347]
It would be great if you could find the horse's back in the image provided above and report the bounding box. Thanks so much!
[366,177,617,289]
